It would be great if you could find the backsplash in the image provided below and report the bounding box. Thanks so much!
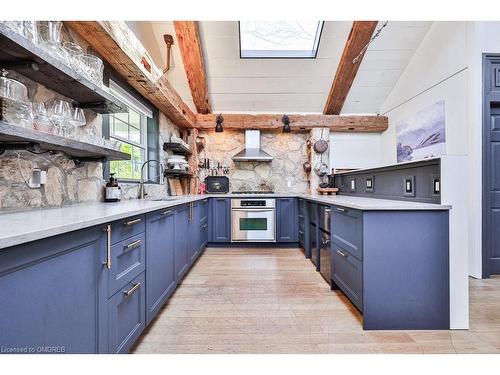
[0,29,180,211]
[197,129,309,193]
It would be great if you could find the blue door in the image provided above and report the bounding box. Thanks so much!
[209,198,231,242]
[145,208,176,324]
[277,198,297,242]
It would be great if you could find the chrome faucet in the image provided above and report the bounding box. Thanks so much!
[139,160,165,199]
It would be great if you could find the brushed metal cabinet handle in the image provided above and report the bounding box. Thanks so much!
[124,218,142,226]
[324,208,332,213]
[102,225,111,269]
[126,239,142,250]
[161,210,172,216]
[202,223,208,229]
[124,282,141,297]
[335,207,346,213]
[299,230,304,235]
[336,249,347,258]
[298,214,304,218]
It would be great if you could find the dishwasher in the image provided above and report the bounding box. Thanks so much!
[318,205,332,285]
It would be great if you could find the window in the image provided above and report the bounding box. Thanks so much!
[105,79,159,182]
[239,21,324,58]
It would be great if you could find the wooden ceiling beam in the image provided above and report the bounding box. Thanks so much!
[173,21,211,114]
[195,114,387,132]
[323,21,379,115]
[65,21,196,128]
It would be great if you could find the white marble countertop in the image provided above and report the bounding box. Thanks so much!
[0,193,450,249]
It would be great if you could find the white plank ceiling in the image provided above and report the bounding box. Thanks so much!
[127,21,433,115]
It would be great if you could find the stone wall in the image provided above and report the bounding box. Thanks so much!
[197,129,309,193]
[0,26,180,211]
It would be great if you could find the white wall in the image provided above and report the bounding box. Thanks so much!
[329,133,382,170]
[378,22,472,329]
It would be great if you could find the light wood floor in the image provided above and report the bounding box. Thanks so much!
[132,248,500,354]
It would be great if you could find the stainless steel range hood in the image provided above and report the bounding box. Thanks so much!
[232,130,273,162]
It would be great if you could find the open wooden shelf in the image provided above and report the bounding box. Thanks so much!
[162,142,192,156]
[0,121,131,163]
[163,169,193,178]
[0,24,127,114]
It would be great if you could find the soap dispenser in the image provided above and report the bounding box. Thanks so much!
[105,173,122,202]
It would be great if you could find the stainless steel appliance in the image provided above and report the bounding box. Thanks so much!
[319,206,332,285]
[231,198,276,242]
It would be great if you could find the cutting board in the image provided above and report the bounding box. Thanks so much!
[168,178,183,196]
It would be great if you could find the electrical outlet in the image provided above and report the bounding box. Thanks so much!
[287,180,292,188]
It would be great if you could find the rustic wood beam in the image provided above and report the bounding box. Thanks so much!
[323,21,379,115]
[173,21,211,114]
[65,21,196,128]
[195,114,387,132]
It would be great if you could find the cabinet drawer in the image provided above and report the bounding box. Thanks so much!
[332,244,363,311]
[108,232,146,297]
[108,272,145,354]
[110,214,145,244]
[332,206,363,260]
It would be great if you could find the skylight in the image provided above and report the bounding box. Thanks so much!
[239,21,324,59]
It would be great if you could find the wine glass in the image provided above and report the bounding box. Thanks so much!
[46,99,71,136]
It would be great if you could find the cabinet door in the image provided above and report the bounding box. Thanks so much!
[277,198,297,242]
[188,202,200,264]
[175,204,190,281]
[145,208,176,324]
[108,272,146,354]
[209,198,231,242]
[0,226,108,353]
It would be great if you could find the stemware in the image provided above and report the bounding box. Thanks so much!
[36,21,68,64]
[46,99,71,136]
[33,102,52,133]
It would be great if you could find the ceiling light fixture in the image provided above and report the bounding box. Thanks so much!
[282,114,291,133]
[215,114,224,133]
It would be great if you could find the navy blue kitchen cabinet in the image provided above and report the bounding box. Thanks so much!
[330,205,450,330]
[108,272,146,354]
[277,198,298,242]
[0,226,108,354]
[175,204,190,281]
[145,208,176,324]
[191,199,208,261]
[188,201,200,264]
[209,197,231,243]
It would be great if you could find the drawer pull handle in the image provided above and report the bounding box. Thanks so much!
[124,218,142,226]
[102,225,111,270]
[335,207,346,213]
[298,214,304,218]
[325,208,331,213]
[202,224,208,229]
[336,249,347,258]
[160,210,172,216]
[124,282,141,297]
[126,239,142,250]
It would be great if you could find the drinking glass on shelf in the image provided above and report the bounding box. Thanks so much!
[36,21,68,64]
[33,102,53,133]
[22,21,38,44]
[63,42,84,74]
[46,99,71,136]
[81,54,104,86]
[36,21,62,48]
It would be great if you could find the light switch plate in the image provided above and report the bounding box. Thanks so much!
[403,175,415,197]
